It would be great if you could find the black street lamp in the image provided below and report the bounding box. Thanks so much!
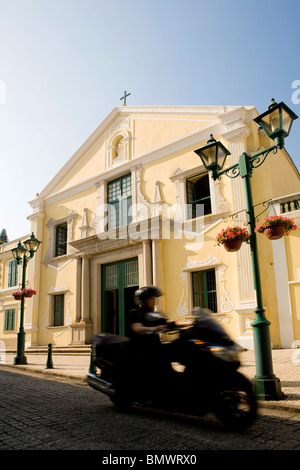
[11,233,41,365]
[194,99,298,401]
[253,99,298,149]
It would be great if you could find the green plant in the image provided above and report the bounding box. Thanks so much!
[255,215,297,235]
[216,226,250,246]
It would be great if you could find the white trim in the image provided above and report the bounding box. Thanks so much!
[47,258,74,271]
[182,254,222,271]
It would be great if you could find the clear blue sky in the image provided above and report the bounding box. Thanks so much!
[1,0,299,241]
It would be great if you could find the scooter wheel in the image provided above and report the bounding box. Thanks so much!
[110,393,132,411]
[213,371,257,430]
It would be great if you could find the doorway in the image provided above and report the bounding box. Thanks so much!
[101,257,139,336]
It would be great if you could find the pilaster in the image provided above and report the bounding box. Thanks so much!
[270,204,295,348]
[142,240,152,286]
[70,254,92,344]
[26,199,45,346]
[152,239,163,311]
[221,120,255,349]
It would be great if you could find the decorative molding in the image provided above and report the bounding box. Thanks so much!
[109,117,130,135]
[46,258,74,271]
[218,265,233,314]
[131,164,164,221]
[79,208,89,239]
[44,211,78,262]
[214,178,230,213]
[153,181,164,204]
[47,284,69,295]
[43,288,72,333]
[176,272,188,317]
[182,256,232,323]
[170,165,230,219]
[170,165,208,182]
[182,255,222,271]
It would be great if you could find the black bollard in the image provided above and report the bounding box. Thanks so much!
[46,343,54,369]
[89,344,96,374]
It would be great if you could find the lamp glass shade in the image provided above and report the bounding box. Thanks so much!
[194,135,230,171]
[260,107,280,136]
[282,107,294,135]
[24,233,41,255]
[254,100,298,140]
[11,241,27,261]
[197,145,217,168]
[215,145,229,170]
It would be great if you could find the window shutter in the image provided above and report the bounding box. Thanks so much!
[5,309,15,331]
[186,180,195,219]
[8,260,18,288]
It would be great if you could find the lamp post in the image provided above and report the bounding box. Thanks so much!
[194,99,298,401]
[11,233,41,365]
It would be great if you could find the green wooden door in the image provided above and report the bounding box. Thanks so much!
[101,257,139,336]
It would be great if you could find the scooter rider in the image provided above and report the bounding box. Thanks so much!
[129,286,193,399]
[130,286,192,337]
[129,286,168,340]
[129,286,172,398]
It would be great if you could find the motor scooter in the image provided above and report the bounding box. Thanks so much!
[87,311,257,430]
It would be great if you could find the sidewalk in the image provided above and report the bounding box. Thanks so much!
[0,347,299,412]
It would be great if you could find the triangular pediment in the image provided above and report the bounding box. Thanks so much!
[35,105,248,202]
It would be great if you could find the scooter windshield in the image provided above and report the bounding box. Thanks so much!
[194,316,233,346]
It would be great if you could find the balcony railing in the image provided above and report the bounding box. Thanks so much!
[268,192,300,215]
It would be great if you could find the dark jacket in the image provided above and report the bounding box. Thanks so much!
[129,306,167,346]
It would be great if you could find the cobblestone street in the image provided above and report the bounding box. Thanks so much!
[1,369,300,452]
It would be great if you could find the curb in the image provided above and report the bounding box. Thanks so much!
[0,364,88,385]
[257,399,300,414]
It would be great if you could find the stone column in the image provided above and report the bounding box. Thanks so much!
[26,197,45,346]
[81,255,90,322]
[75,256,82,323]
[71,254,92,344]
[152,239,163,311]
[95,180,107,235]
[143,240,152,286]
[220,110,256,349]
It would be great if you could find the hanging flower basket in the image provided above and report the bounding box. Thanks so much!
[264,224,287,240]
[12,291,22,300]
[215,226,250,252]
[22,288,36,298]
[223,238,243,252]
[255,216,297,240]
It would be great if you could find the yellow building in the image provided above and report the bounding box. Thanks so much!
[0,104,299,351]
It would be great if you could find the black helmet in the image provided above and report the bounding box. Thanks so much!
[134,286,163,306]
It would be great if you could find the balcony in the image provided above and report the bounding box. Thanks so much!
[269,192,300,216]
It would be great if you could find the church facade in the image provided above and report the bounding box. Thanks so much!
[0,104,299,351]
